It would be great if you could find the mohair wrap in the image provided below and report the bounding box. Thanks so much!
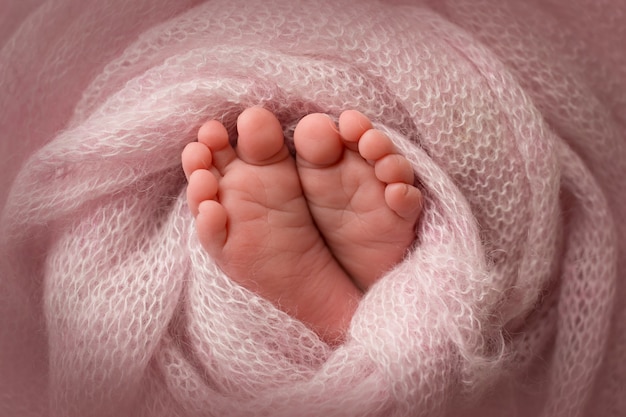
[1,0,625,416]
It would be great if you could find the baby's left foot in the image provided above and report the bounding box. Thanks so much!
[182,107,361,343]
[294,110,422,289]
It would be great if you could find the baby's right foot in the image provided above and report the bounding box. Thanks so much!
[294,110,422,290]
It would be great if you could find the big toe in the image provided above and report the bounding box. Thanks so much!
[236,107,289,166]
[294,113,344,168]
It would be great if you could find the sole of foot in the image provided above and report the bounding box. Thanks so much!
[294,110,422,290]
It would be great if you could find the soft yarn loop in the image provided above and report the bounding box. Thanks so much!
[1,0,625,416]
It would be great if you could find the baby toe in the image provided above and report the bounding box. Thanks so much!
[294,113,344,168]
[198,120,236,173]
[181,142,212,180]
[375,154,415,185]
[186,169,219,217]
[338,109,373,149]
[385,183,422,221]
[236,107,289,166]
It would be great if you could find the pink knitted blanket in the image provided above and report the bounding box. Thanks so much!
[1,1,625,416]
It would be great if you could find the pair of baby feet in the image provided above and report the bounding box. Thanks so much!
[182,107,422,344]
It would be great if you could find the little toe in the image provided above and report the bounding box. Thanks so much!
[385,182,423,221]
[294,113,344,168]
[182,142,212,180]
[198,120,236,173]
[186,169,219,217]
[338,110,373,151]
[236,107,290,166]
[196,199,228,255]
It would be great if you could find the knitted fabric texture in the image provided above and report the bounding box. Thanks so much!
[1,0,625,416]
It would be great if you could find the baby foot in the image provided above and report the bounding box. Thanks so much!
[294,110,421,290]
[182,107,361,343]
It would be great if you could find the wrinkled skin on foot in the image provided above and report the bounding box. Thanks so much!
[182,107,421,344]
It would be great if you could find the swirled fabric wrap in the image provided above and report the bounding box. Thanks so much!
[1,0,625,416]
